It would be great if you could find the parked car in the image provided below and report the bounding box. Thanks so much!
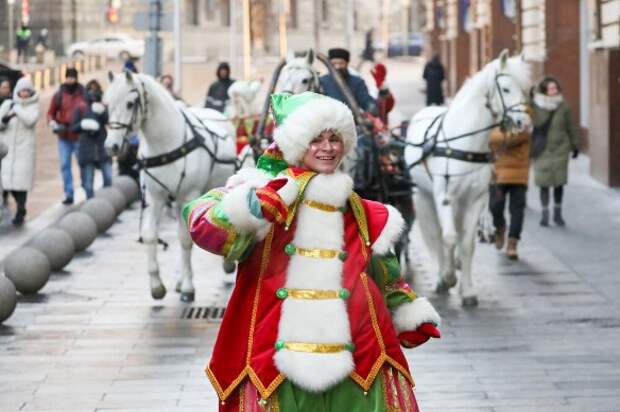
[0,61,23,89]
[386,33,424,57]
[66,34,144,60]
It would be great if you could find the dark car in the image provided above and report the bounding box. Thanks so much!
[387,33,424,57]
[0,61,24,89]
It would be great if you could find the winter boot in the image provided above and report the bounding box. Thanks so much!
[494,225,506,250]
[540,208,549,227]
[506,237,519,260]
[553,206,565,226]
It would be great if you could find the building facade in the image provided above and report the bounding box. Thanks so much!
[422,0,620,187]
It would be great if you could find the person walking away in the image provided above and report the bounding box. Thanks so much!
[423,54,445,106]
[184,92,441,411]
[488,125,530,260]
[70,80,111,199]
[531,77,580,227]
[15,23,32,64]
[320,48,377,113]
[159,74,184,102]
[205,62,235,113]
[47,67,86,205]
[0,77,40,226]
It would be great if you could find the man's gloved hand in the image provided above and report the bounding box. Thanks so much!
[1,112,15,124]
[80,118,100,132]
[398,323,441,349]
[254,177,298,224]
[572,148,579,159]
[48,120,64,133]
[371,63,387,89]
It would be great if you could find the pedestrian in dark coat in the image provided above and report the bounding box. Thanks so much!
[319,48,376,113]
[423,54,445,106]
[69,80,111,199]
[531,77,580,227]
[205,62,235,113]
[47,67,86,205]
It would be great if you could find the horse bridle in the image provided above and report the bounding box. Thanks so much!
[107,80,149,144]
[280,66,320,95]
[485,73,528,130]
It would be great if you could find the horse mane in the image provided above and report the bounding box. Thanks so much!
[451,55,531,108]
[105,72,177,109]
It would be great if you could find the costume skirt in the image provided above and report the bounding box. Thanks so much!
[219,365,418,412]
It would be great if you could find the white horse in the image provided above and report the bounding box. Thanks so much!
[278,50,321,94]
[104,71,237,302]
[405,50,531,307]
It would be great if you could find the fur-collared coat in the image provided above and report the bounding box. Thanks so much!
[0,86,40,191]
[531,93,579,187]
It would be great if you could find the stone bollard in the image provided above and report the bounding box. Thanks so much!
[80,198,116,233]
[0,276,17,323]
[113,175,140,205]
[57,212,98,252]
[95,187,127,215]
[30,228,76,272]
[3,247,51,294]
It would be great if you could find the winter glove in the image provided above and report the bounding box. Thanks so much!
[49,120,65,134]
[253,177,298,224]
[1,112,15,124]
[91,102,106,115]
[371,63,387,89]
[80,118,101,132]
[398,323,441,349]
[572,148,579,159]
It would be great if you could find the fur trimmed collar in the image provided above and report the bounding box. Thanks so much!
[534,93,563,111]
[303,172,353,207]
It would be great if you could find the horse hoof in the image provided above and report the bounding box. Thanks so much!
[181,291,195,302]
[175,280,181,293]
[223,259,236,274]
[462,296,479,307]
[436,279,451,294]
[151,285,167,300]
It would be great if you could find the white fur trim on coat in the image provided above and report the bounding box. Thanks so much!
[392,297,441,333]
[80,118,100,131]
[220,182,270,236]
[91,102,106,114]
[273,97,356,166]
[371,204,405,255]
[533,93,563,111]
[275,172,354,392]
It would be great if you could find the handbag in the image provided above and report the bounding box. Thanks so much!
[530,110,556,159]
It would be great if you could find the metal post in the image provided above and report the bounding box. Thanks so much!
[242,0,251,79]
[381,0,390,50]
[229,0,236,70]
[173,0,182,94]
[7,0,15,53]
[313,0,321,51]
[346,0,354,52]
[144,0,162,77]
[279,0,288,59]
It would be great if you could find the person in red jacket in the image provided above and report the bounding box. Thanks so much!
[47,67,85,205]
[184,92,441,411]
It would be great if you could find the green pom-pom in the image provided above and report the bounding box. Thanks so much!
[275,340,285,351]
[284,244,296,256]
[338,251,348,261]
[345,342,356,352]
[276,288,288,299]
[339,288,351,299]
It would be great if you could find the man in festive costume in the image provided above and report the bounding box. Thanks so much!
[184,92,441,411]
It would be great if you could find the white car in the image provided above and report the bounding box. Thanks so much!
[66,34,144,60]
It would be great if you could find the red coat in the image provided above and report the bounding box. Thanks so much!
[204,192,412,401]
[47,84,86,141]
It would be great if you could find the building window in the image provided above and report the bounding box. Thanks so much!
[205,0,216,21]
[322,0,329,21]
[221,0,231,26]
[187,0,200,26]
[289,0,298,29]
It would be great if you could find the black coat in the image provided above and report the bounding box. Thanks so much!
[319,72,376,112]
[423,58,445,106]
[70,102,110,166]
[205,79,234,112]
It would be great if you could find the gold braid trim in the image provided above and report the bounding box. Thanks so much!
[283,170,316,228]
[302,199,341,212]
[289,245,343,259]
[349,192,370,246]
[286,288,340,299]
[279,342,350,353]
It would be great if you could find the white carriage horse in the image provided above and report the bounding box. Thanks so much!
[104,71,237,302]
[405,50,531,307]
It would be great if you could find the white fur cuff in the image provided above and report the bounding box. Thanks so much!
[275,176,299,206]
[91,102,106,114]
[220,183,270,235]
[392,298,441,333]
[80,118,100,131]
[372,205,405,255]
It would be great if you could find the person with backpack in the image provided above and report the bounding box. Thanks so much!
[69,80,111,199]
[531,77,580,227]
[0,77,40,226]
[47,67,86,205]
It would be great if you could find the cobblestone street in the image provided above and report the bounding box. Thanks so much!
[1,59,619,411]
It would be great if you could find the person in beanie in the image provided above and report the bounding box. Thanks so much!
[69,79,111,199]
[15,23,32,64]
[423,54,445,106]
[531,77,580,227]
[320,48,376,113]
[47,67,86,205]
[488,124,531,260]
[205,62,235,113]
[184,92,441,411]
[0,77,40,226]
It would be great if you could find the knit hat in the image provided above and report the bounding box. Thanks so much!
[271,92,356,166]
[13,76,35,99]
[65,67,78,79]
[328,48,350,62]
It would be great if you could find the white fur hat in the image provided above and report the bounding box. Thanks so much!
[271,92,356,166]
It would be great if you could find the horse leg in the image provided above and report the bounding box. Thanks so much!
[458,196,487,307]
[143,193,166,299]
[176,205,196,302]
[434,195,458,293]
[413,190,443,282]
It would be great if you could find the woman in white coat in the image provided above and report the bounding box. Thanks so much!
[0,77,40,226]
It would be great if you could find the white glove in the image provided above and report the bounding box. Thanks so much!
[48,120,59,132]
[80,118,100,132]
[91,102,106,115]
